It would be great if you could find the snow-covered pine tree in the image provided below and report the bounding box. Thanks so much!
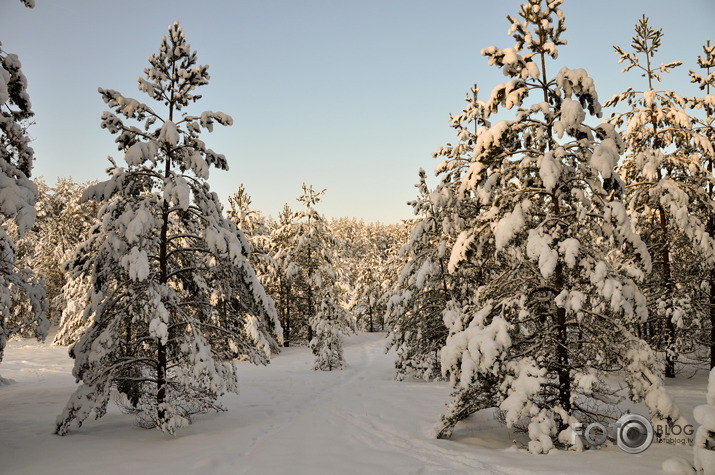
[9,178,97,345]
[688,40,715,369]
[347,221,398,333]
[435,0,684,453]
[226,185,282,353]
[387,84,488,382]
[33,178,102,346]
[386,170,455,381]
[606,17,715,377]
[227,184,273,279]
[310,288,346,371]
[293,186,345,351]
[268,204,299,346]
[0,0,47,375]
[284,185,341,346]
[55,22,281,435]
[52,272,92,346]
[36,179,97,324]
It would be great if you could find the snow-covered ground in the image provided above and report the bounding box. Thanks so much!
[0,332,705,474]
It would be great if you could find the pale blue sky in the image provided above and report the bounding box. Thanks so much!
[1,0,713,223]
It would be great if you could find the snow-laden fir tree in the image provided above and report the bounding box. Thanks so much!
[0,0,47,376]
[688,40,715,369]
[434,0,685,453]
[605,17,715,377]
[55,22,282,435]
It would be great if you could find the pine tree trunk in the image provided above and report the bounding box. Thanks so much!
[554,262,571,413]
[709,157,715,370]
[710,205,715,369]
[282,280,291,347]
[551,189,571,413]
[710,268,715,369]
[708,74,714,371]
[307,287,314,343]
[658,206,676,378]
[156,144,171,423]
[543,65,571,412]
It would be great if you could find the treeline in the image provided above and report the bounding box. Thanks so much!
[10,178,409,347]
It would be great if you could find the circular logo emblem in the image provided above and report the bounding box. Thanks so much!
[616,413,653,454]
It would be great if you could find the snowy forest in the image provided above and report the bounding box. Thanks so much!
[2,0,715,473]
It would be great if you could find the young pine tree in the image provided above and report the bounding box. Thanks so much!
[0,0,47,376]
[386,170,454,381]
[290,185,349,368]
[387,84,489,382]
[606,17,715,378]
[283,185,341,345]
[227,184,274,279]
[435,1,684,453]
[310,289,346,371]
[55,23,281,435]
[268,204,299,346]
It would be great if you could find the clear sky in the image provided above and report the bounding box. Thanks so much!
[1,0,713,223]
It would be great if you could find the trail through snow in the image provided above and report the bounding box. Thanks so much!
[0,332,703,474]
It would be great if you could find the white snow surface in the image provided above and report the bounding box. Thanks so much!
[0,332,705,474]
